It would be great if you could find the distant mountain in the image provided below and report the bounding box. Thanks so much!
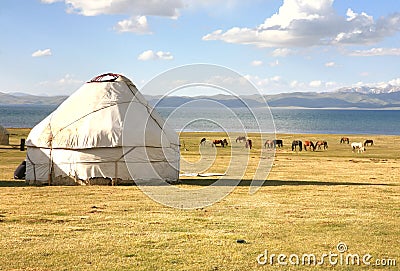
[146,90,400,109]
[0,92,67,105]
[337,84,400,94]
[265,91,400,108]
[2,84,400,108]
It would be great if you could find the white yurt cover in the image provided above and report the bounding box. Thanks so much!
[25,73,180,185]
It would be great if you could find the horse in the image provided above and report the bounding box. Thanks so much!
[351,142,365,153]
[245,139,253,149]
[199,137,206,146]
[236,136,246,143]
[264,140,274,149]
[315,141,328,150]
[340,137,350,144]
[265,139,283,149]
[274,139,283,147]
[364,139,374,146]
[303,141,315,151]
[291,140,302,151]
[212,139,228,147]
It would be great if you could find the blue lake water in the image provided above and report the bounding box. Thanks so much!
[1,104,399,135]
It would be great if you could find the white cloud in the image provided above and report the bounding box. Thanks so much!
[40,0,62,3]
[334,9,400,45]
[325,61,336,67]
[138,50,173,61]
[348,47,400,56]
[57,74,82,85]
[388,78,400,86]
[269,60,280,67]
[309,80,322,87]
[245,74,343,93]
[251,60,263,66]
[47,0,183,18]
[38,74,84,94]
[32,48,52,57]
[114,16,151,34]
[325,81,337,88]
[40,0,185,34]
[203,0,400,48]
[271,48,294,57]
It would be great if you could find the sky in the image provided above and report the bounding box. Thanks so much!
[0,0,399,96]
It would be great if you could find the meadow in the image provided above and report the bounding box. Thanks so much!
[0,128,399,270]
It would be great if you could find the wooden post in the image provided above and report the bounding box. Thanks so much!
[20,139,25,151]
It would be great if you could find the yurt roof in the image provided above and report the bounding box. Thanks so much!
[26,73,179,150]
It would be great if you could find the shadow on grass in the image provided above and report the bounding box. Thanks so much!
[0,179,394,188]
[179,179,395,187]
[0,180,29,187]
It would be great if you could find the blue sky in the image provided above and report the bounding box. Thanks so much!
[0,0,399,96]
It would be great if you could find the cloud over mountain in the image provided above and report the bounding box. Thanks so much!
[203,0,400,47]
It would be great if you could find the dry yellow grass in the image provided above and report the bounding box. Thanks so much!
[0,129,399,270]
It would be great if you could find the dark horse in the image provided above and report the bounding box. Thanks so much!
[245,139,252,149]
[274,139,283,147]
[315,140,328,150]
[200,137,206,146]
[236,136,246,143]
[340,137,349,144]
[364,139,374,146]
[303,140,315,151]
[291,140,302,151]
[212,139,228,147]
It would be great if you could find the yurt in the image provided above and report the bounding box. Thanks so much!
[25,73,180,185]
[0,125,10,145]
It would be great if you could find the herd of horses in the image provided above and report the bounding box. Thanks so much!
[198,136,374,153]
[341,137,373,153]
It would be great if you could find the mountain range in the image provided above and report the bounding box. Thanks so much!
[1,85,400,109]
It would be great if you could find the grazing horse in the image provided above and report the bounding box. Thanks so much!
[340,137,350,144]
[351,142,365,153]
[303,141,315,151]
[212,139,228,147]
[315,141,328,150]
[364,139,374,146]
[264,140,274,149]
[245,139,253,149]
[236,136,246,143]
[200,137,206,146]
[291,140,302,151]
[265,139,283,149]
[274,139,283,147]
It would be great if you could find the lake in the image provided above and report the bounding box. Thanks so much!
[1,104,400,135]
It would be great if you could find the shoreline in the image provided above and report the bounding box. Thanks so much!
[4,127,400,137]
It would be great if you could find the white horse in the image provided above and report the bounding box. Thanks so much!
[351,142,365,153]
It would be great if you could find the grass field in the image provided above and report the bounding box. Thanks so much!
[0,128,399,270]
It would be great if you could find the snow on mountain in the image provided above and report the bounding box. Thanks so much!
[337,84,400,94]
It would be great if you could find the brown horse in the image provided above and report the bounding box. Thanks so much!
[200,137,206,146]
[340,137,349,144]
[212,139,228,147]
[245,139,252,149]
[236,136,246,143]
[315,140,328,150]
[303,141,315,151]
[264,140,274,149]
